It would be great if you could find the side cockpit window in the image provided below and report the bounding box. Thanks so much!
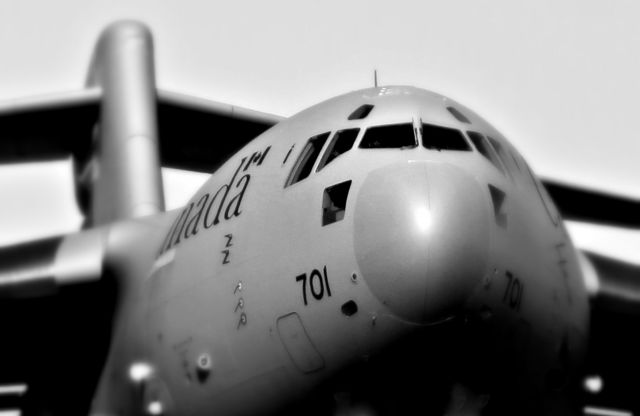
[422,123,471,151]
[286,132,330,187]
[317,128,359,171]
[359,123,416,149]
[467,131,505,174]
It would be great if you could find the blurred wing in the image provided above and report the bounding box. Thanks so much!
[0,88,283,171]
[545,179,640,406]
[0,229,113,414]
[542,179,640,228]
[157,90,283,172]
[580,251,640,407]
[0,89,100,164]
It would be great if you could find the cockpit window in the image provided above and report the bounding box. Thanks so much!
[422,123,472,151]
[317,128,359,171]
[466,131,505,174]
[286,132,330,187]
[359,123,416,149]
[322,180,352,226]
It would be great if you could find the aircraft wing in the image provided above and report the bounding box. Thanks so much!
[540,179,640,313]
[156,91,283,171]
[0,89,101,164]
[577,250,640,409]
[0,88,283,172]
[540,179,640,407]
[545,178,640,409]
[0,213,174,414]
[542,179,640,229]
[0,226,110,412]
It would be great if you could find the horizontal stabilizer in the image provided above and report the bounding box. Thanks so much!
[0,88,282,172]
[157,90,283,172]
[0,89,100,164]
[542,179,640,229]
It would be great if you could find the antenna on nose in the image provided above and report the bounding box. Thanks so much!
[374,70,378,88]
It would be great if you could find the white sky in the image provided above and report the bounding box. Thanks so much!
[0,0,639,261]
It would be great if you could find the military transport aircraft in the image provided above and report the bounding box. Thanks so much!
[0,20,639,416]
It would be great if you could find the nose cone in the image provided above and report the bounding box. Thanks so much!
[354,162,490,323]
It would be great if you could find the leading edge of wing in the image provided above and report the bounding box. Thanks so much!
[157,90,284,126]
[0,88,101,163]
[0,88,101,116]
[156,90,284,172]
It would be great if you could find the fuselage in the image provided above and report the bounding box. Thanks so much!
[91,86,590,415]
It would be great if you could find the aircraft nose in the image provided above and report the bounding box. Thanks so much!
[354,162,490,323]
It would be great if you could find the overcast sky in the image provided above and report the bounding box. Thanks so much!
[0,0,639,261]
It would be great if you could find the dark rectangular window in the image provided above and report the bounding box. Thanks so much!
[359,123,416,149]
[317,129,359,171]
[286,132,330,187]
[322,180,352,225]
[422,123,471,151]
[467,131,505,174]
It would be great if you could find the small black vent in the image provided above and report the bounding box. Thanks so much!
[322,180,352,226]
[341,300,358,316]
[348,104,374,120]
[447,106,471,124]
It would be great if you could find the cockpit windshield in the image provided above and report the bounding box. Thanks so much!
[359,123,416,149]
[421,123,471,151]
